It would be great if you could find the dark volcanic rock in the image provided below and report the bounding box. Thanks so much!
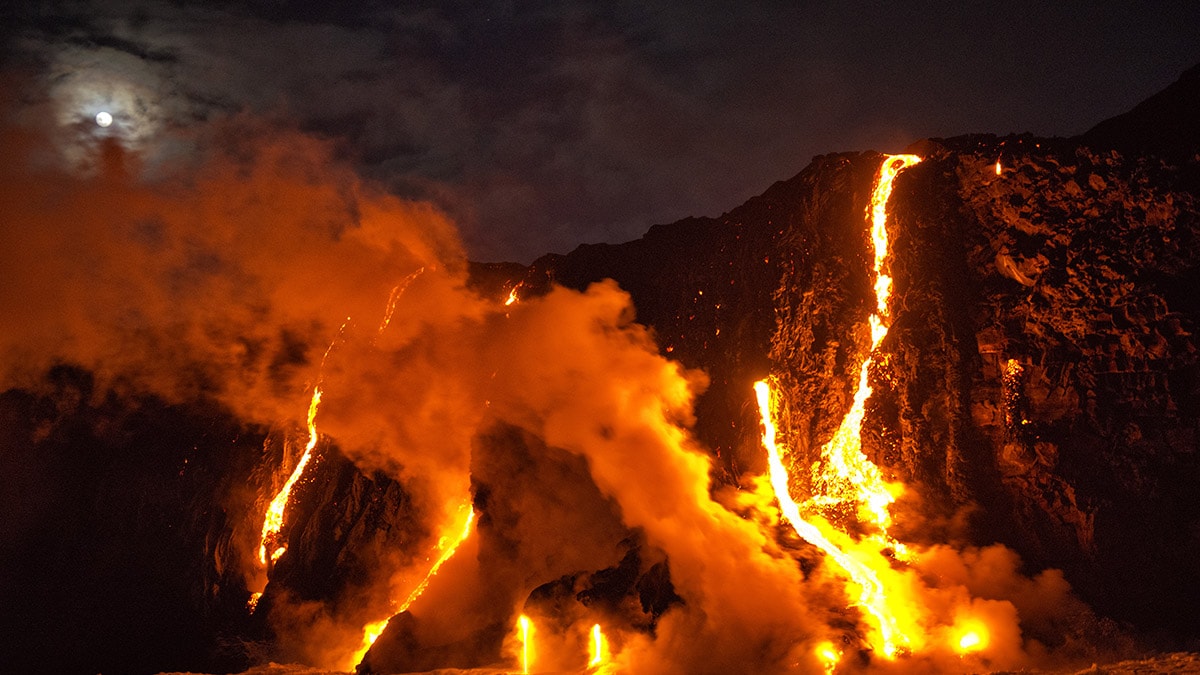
[1081,62,1200,161]
[491,133,1200,646]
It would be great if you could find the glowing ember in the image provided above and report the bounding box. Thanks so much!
[505,285,521,306]
[519,614,534,674]
[588,623,607,668]
[348,505,476,668]
[245,591,262,613]
[995,160,1003,176]
[258,385,323,565]
[815,640,841,674]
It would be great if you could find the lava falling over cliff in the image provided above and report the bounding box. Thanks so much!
[3,71,1200,675]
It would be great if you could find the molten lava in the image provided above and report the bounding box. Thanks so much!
[815,640,842,674]
[258,385,323,565]
[519,614,534,674]
[588,623,607,668]
[755,380,908,656]
[807,154,920,533]
[752,155,925,658]
[347,505,477,668]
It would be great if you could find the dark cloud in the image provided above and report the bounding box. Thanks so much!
[4,0,1200,262]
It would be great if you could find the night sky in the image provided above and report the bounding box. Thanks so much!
[4,1,1199,263]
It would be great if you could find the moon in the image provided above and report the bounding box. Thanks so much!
[95,111,113,127]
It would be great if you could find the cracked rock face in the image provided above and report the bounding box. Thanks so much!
[519,135,1200,643]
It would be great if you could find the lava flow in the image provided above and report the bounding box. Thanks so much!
[519,614,534,674]
[346,504,477,668]
[588,623,607,669]
[753,155,924,658]
[806,154,921,534]
[258,384,323,565]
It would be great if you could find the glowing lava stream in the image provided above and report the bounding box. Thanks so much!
[755,380,904,657]
[258,385,323,565]
[753,154,923,658]
[588,623,606,668]
[348,505,477,668]
[807,154,921,533]
[519,614,533,674]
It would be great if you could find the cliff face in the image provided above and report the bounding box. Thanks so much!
[514,136,1200,642]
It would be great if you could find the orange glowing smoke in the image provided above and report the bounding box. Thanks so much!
[347,505,476,668]
[258,385,323,565]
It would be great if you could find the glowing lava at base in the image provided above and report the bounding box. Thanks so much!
[519,614,534,674]
[258,385,323,565]
[954,621,990,655]
[588,623,607,669]
[815,640,842,674]
[755,380,908,657]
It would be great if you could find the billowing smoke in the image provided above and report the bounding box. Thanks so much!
[1,80,1117,674]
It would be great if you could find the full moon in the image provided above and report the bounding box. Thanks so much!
[95,111,113,127]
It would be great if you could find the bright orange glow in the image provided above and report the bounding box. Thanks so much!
[519,614,533,674]
[815,640,841,674]
[347,505,476,668]
[588,623,606,668]
[954,621,989,654]
[245,591,262,613]
[505,285,521,306]
[752,155,924,659]
[809,154,920,533]
[994,160,1003,176]
[258,385,323,565]
[755,380,907,657]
